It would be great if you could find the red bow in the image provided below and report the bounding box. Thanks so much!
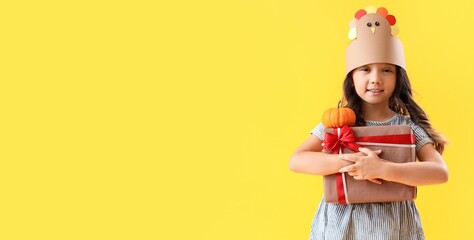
[323,125,360,154]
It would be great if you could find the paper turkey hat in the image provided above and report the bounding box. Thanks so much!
[345,6,406,74]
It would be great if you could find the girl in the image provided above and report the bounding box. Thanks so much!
[289,6,448,240]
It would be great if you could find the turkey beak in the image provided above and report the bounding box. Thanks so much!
[370,27,376,34]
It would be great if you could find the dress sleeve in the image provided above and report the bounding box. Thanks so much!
[310,122,325,141]
[409,121,434,152]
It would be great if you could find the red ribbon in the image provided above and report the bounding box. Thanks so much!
[356,134,415,144]
[323,125,361,154]
[323,125,359,204]
[323,125,415,204]
[335,172,346,204]
[323,125,415,153]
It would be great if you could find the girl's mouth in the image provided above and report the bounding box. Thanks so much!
[367,89,384,93]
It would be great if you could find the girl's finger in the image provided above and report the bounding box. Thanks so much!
[358,147,372,155]
[358,147,382,156]
[369,178,382,184]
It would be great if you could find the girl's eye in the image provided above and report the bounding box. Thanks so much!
[361,68,369,72]
[383,68,393,72]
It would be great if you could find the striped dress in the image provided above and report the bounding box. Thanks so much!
[309,114,433,240]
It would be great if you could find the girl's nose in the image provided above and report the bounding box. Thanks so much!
[370,73,381,84]
[370,79,380,84]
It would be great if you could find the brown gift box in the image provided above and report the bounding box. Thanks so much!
[323,125,417,204]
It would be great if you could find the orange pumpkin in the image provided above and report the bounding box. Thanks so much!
[321,107,356,128]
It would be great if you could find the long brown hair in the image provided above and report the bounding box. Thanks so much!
[342,66,447,154]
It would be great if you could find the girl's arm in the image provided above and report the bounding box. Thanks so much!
[339,144,449,186]
[381,144,449,186]
[288,134,355,176]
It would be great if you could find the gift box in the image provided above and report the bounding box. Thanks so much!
[323,125,417,204]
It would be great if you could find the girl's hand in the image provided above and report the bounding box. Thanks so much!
[338,148,385,184]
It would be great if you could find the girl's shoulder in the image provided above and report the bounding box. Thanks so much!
[395,114,434,151]
[310,122,325,140]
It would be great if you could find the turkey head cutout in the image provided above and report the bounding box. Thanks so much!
[356,14,392,38]
[345,6,406,74]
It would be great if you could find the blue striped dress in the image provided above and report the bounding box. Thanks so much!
[309,114,433,240]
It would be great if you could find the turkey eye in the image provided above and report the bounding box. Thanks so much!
[375,21,380,26]
[366,22,372,27]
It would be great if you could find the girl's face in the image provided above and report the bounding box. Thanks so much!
[352,63,397,108]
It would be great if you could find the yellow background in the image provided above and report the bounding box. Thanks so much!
[1,0,472,239]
